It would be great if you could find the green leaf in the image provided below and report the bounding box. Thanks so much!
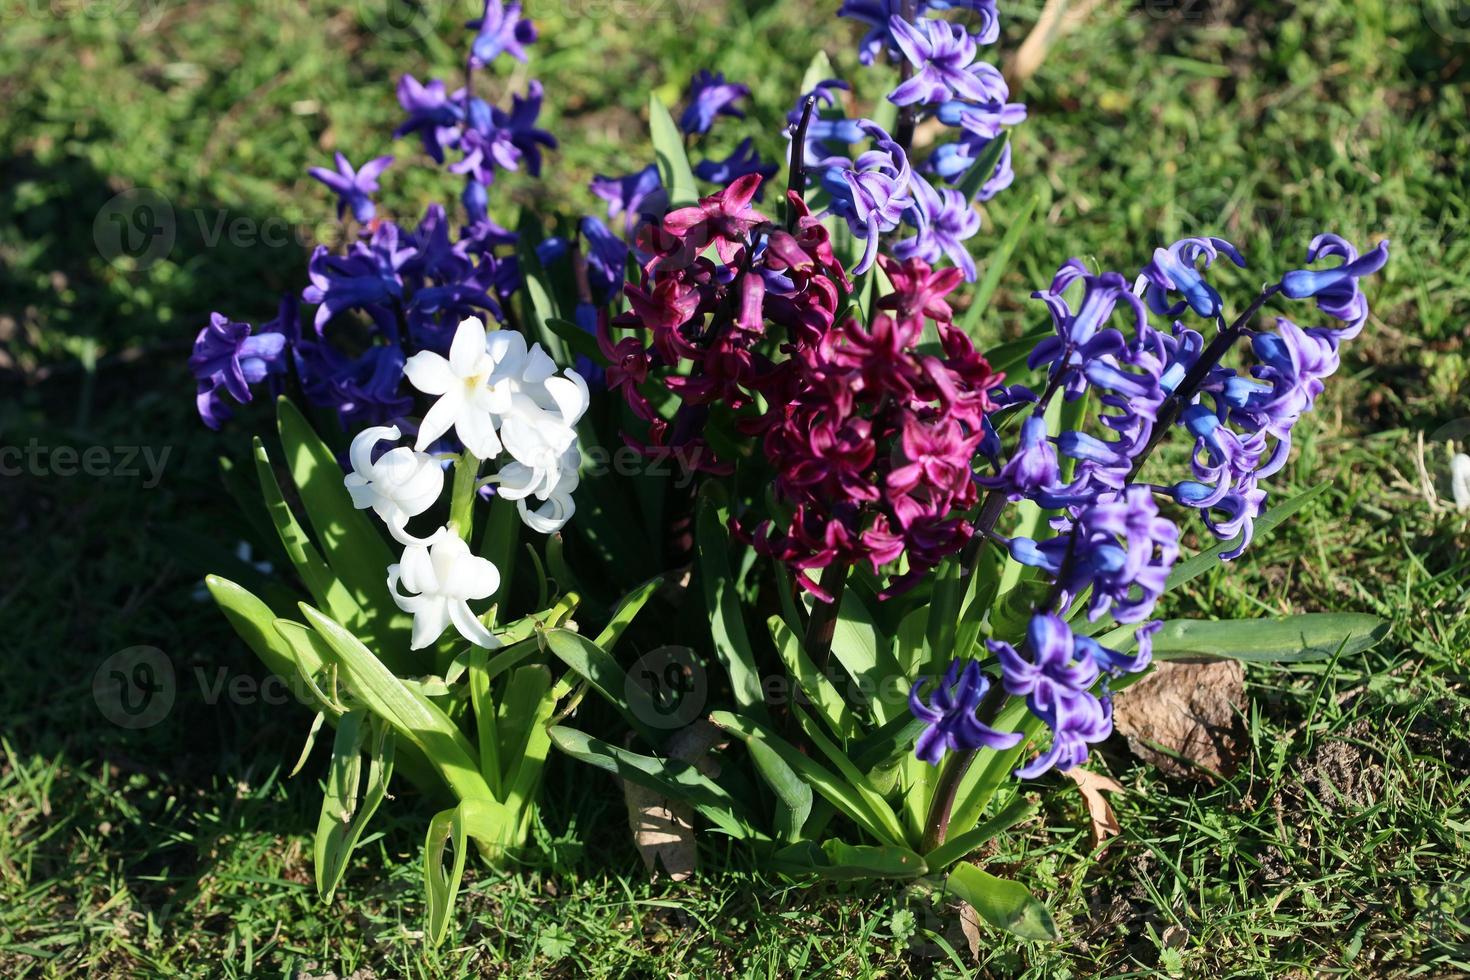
[594,576,662,652]
[925,794,1037,869]
[771,840,928,880]
[1100,613,1388,663]
[315,712,395,901]
[477,489,520,622]
[206,576,328,707]
[767,616,860,741]
[695,492,768,720]
[541,629,660,746]
[650,94,699,207]
[712,711,906,846]
[545,316,604,364]
[946,863,1058,941]
[1079,483,1331,638]
[287,608,491,804]
[962,190,1040,334]
[424,798,517,945]
[252,437,359,627]
[744,735,813,842]
[790,705,910,846]
[828,588,907,726]
[496,665,556,820]
[546,726,765,840]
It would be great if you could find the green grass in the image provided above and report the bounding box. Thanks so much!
[2,0,1469,975]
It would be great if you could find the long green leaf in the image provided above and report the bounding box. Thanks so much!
[745,735,813,842]
[649,94,699,207]
[424,798,517,945]
[828,589,907,726]
[288,608,491,804]
[925,794,1037,869]
[546,726,765,840]
[947,863,1058,941]
[695,493,768,720]
[962,189,1039,334]
[541,629,660,746]
[1100,613,1387,663]
[771,840,928,880]
[956,131,1011,202]
[595,576,662,652]
[315,712,395,900]
[712,711,906,846]
[767,616,860,741]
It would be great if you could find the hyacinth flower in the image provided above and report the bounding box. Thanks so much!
[895,174,982,279]
[1140,235,1246,319]
[465,0,536,67]
[694,138,779,192]
[1280,234,1390,336]
[887,16,1003,106]
[190,313,288,430]
[308,152,394,223]
[678,69,751,136]
[987,613,1149,777]
[822,123,915,274]
[909,660,1023,764]
[840,0,999,64]
[344,425,446,544]
[388,531,502,649]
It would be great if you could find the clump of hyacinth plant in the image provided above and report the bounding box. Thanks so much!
[193,3,667,945]
[558,0,1390,938]
[189,0,1393,948]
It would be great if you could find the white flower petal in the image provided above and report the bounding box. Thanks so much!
[449,316,488,376]
[448,600,501,649]
[415,390,463,451]
[410,597,452,650]
[455,406,502,459]
[404,351,454,396]
[445,552,500,601]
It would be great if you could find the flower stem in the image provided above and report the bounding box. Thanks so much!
[786,96,817,231]
[1126,283,1282,482]
[920,747,976,854]
[450,452,481,541]
[893,0,920,152]
[805,562,848,669]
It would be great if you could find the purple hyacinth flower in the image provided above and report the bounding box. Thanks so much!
[694,138,779,192]
[840,0,999,64]
[887,17,1003,107]
[909,659,1023,765]
[301,224,416,335]
[496,80,557,177]
[394,75,464,163]
[591,165,666,236]
[466,0,536,67]
[991,612,1111,777]
[308,152,393,224]
[1140,236,1246,319]
[895,174,981,280]
[822,122,914,274]
[580,215,629,301]
[1280,235,1389,337]
[679,70,750,136]
[979,414,1060,499]
[930,134,1016,201]
[190,313,289,429]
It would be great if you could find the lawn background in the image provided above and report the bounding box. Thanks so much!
[1,0,1468,975]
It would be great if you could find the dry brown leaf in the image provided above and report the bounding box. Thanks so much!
[620,720,725,882]
[1063,767,1123,847]
[957,900,982,963]
[1113,660,1245,781]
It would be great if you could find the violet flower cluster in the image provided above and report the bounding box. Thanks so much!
[911,231,1389,779]
[190,0,551,433]
[810,0,1024,277]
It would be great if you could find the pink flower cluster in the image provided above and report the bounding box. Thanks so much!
[749,255,1002,598]
[597,174,849,472]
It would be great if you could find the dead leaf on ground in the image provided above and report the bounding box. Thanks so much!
[1063,767,1123,847]
[620,719,725,882]
[1113,660,1245,781]
[957,900,982,963]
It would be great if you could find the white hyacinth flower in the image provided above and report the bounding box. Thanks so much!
[343,425,445,544]
[496,446,580,534]
[387,532,502,650]
[403,316,521,459]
